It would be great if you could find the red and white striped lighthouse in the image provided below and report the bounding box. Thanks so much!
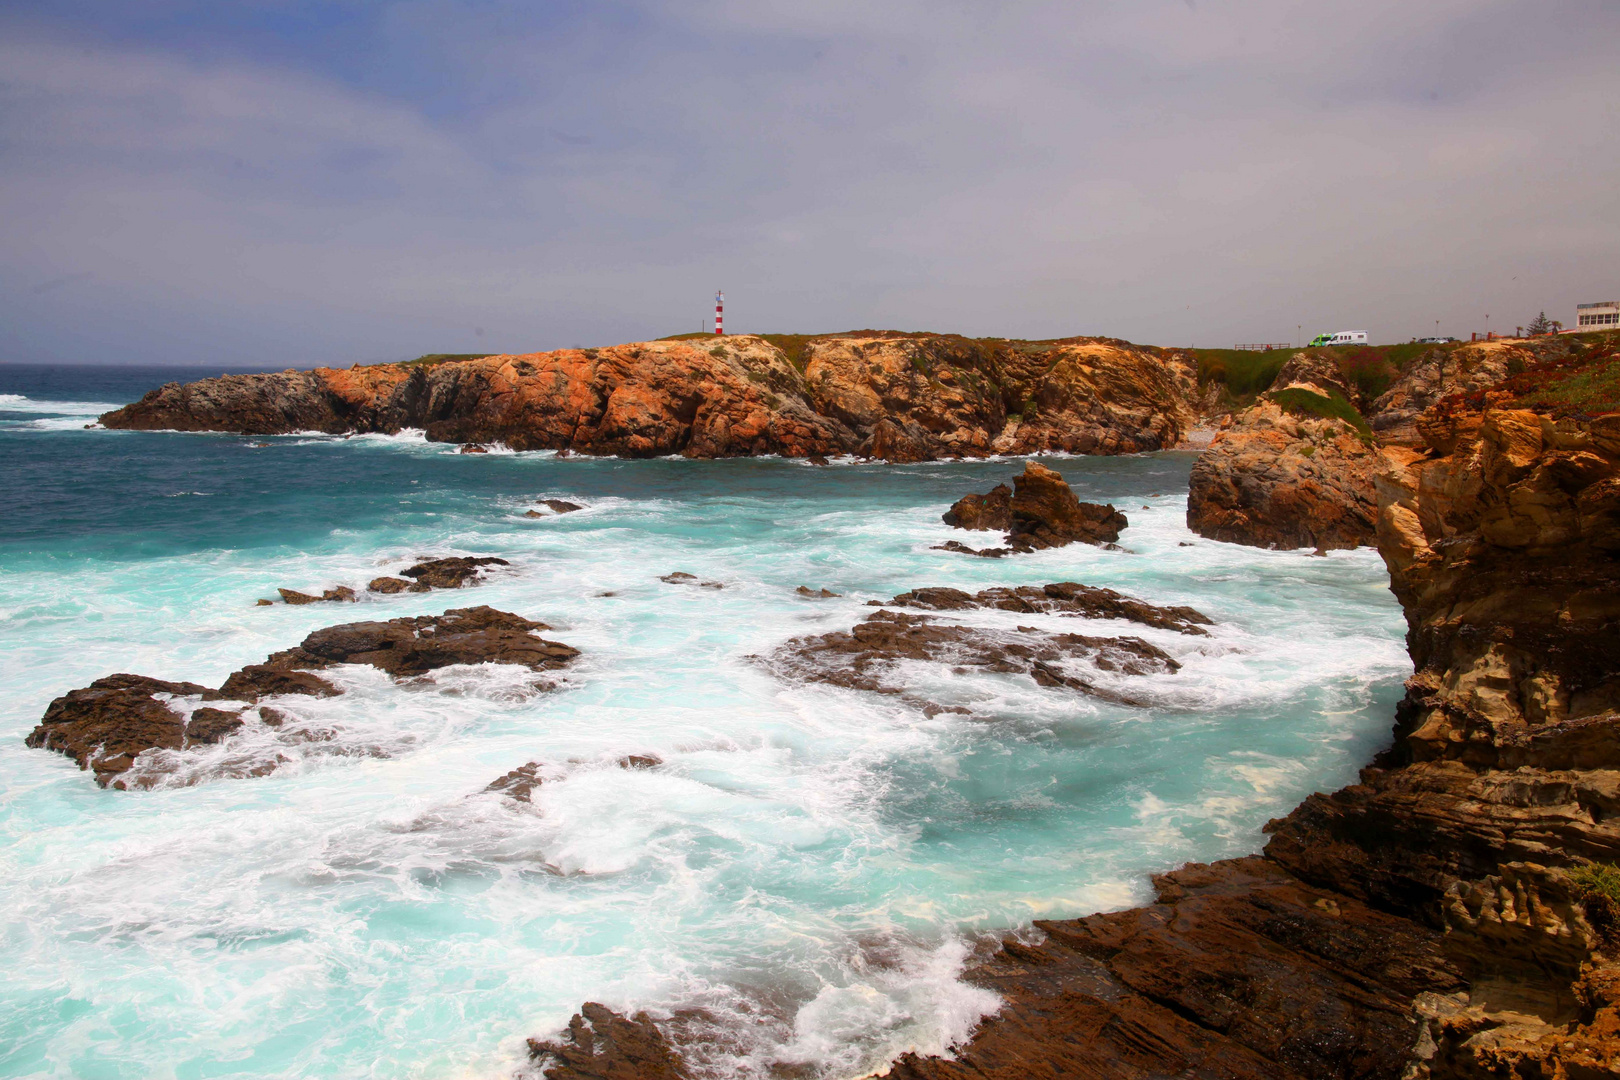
[714,291,724,335]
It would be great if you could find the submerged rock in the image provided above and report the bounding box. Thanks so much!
[660,571,723,589]
[795,585,840,598]
[485,761,547,802]
[943,462,1127,553]
[27,607,578,788]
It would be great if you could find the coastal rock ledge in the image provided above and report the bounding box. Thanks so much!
[526,402,1620,1078]
[98,333,1201,460]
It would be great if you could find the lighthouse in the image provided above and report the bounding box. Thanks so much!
[714,291,724,335]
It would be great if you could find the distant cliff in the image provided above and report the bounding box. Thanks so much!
[99,333,1203,460]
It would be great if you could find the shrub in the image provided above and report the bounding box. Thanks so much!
[1193,349,1287,399]
[1338,347,1398,403]
[1571,862,1620,943]
[1269,386,1372,440]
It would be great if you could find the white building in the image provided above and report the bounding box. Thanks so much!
[1577,301,1619,329]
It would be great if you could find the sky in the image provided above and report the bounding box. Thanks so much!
[1,0,1617,366]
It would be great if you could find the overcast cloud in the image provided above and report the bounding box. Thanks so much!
[1,0,1616,365]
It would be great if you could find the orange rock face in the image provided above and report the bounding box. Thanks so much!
[101,334,1201,460]
[1187,399,1380,550]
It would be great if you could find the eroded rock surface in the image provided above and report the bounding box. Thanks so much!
[943,462,1127,552]
[764,608,1177,705]
[879,581,1211,635]
[100,334,1204,461]
[527,1002,689,1080]
[27,607,577,788]
[1188,398,1380,550]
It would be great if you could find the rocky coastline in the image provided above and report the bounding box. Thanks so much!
[525,336,1620,1079]
[97,333,1203,461]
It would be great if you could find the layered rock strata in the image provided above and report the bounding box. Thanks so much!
[941,461,1128,554]
[526,397,1620,1079]
[900,404,1620,1076]
[99,334,1201,461]
[27,606,577,788]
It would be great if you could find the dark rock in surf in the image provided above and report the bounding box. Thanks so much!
[367,576,423,594]
[943,462,1127,553]
[943,483,1012,531]
[879,581,1212,636]
[931,540,1008,558]
[542,499,583,513]
[25,674,217,787]
[661,572,724,589]
[28,607,578,788]
[399,556,509,590]
[795,586,840,598]
[528,1003,690,1080]
[459,443,489,454]
[764,608,1177,705]
[885,857,1464,1080]
[486,761,546,802]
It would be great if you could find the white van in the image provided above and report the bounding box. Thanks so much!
[1307,330,1370,347]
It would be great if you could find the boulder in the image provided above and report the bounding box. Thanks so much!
[942,463,1127,552]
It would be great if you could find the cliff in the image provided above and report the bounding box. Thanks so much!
[99,333,1201,460]
[526,351,1620,1079]
[1186,335,1613,550]
[893,371,1620,1078]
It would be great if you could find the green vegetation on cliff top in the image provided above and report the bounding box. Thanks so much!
[1269,386,1373,441]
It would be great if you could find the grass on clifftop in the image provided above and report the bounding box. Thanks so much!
[401,353,491,368]
[1269,386,1373,440]
[1507,336,1620,417]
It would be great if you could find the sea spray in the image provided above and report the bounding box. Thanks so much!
[0,367,1409,1078]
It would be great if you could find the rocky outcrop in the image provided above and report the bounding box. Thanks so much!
[275,556,510,603]
[889,857,1467,1080]
[801,334,1199,458]
[761,578,1201,709]
[27,607,577,788]
[877,581,1212,635]
[100,334,1202,461]
[1187,398,1380,550]
[767,608,1179,704]
[942,462,1128,553]
[890,399,1620,1077]
[1370,342,1523,445]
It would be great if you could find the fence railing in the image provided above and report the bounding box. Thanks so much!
[1233,343,1291,351]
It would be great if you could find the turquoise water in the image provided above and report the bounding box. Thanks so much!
[0,366,1410,1079]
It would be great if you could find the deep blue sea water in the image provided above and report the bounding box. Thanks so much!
[0,365,1411,1078]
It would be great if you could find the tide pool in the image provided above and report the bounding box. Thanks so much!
[0,366,1409,1079]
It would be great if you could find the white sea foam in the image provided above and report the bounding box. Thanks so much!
[0,454,1411,1078]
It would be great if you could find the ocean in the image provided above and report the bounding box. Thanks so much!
[0,364,1410,1079]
